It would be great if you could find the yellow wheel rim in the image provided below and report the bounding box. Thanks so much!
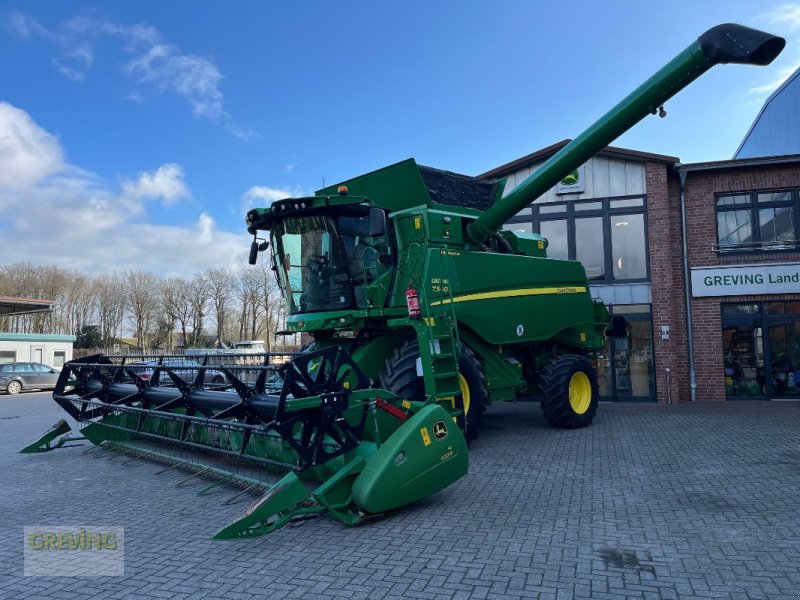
[568,372,592,415]
[458,373,471,416]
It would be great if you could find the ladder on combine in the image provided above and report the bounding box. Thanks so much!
[417,250,461,401]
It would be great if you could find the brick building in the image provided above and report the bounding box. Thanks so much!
[484,145,800,403]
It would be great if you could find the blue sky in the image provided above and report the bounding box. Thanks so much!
[1,1,799,275]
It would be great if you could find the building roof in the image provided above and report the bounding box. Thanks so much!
[479,140,679,179]
[679,153,800,173]
[0,296,54,317]
[735,66,800,159]
[0,333,76,343]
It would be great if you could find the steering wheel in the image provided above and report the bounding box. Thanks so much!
[306,255,328,274]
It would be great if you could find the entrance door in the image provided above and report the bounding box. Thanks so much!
[31,347,44,364]
[595,306,656,401]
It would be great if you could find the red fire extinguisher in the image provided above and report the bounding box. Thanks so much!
[406,287,421,319]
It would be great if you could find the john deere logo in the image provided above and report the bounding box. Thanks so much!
[560,170,580,186]
[432,420,448,440]
[297,320,305,330]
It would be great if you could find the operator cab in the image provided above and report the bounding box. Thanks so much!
[272,206,390,314]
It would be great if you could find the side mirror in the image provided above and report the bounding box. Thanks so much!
[605,315,627,338]
[249,240,270,265]
[369,208,387,237]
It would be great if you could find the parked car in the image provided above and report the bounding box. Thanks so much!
[0,362,60,395]
[126,359,228,387]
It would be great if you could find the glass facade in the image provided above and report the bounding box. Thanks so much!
[505,196,648,283]
[722,302,800,398]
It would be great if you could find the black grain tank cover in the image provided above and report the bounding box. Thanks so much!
[419,164,498,211]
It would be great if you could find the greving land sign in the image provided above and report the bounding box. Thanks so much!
[691,263,800,297]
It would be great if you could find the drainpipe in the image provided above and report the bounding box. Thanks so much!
[678,167,697,402]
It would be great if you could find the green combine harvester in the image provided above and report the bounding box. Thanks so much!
[24,24,784,539]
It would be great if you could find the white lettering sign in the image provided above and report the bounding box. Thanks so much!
[691,263,800,297]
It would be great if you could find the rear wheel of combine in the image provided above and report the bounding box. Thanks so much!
[539,354,598,428]
[6,380,22,395]
[379,341,485,442]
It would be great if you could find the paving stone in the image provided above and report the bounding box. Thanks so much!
[2,393,800,599]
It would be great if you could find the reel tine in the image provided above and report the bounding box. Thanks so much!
[197,474,234,496]
[155,462,182,475]
[223,483,260,505]
[176,467,211,488]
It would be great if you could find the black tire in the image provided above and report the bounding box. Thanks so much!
[379,340,486,442]
[539,354,599,428]
[211,375,225,385]
[6,380,22,395]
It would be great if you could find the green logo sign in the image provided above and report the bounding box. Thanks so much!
[560,170,580,186]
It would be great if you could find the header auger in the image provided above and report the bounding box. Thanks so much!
[24,24,783,539]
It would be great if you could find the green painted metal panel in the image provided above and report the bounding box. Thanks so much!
[317,159,432,213]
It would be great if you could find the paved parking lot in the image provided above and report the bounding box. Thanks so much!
[1,392,799,599]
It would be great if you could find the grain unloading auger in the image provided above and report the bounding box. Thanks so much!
[24,24,783,539]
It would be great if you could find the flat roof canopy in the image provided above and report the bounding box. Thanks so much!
[0,296,54,317]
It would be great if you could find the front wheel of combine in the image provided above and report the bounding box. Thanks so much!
[379,341,485,443]
[539,354,598,428]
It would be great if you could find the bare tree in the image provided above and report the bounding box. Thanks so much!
[189,273,210,347]
[257,261,283,351]
[96,274,126,344]
[236,266,262,341]
[160,277,192,348]
[125,271,159,350]
[206,267,234,344]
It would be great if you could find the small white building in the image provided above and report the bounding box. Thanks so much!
[0,296,75,367]
[0,333,75,367]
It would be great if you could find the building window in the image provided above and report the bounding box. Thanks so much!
[505,197,648,283]
[721,302,800,398]
[0,351,16,364]
[716,189,800,252]
[53,351,66,368]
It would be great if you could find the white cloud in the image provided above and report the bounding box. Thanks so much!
[748,64,799,95]
[0,102,64,188]
[241,185,304,213]
[6,12,255,139]
[122,164,191,205]
[764,4,800,28]
[124,43,224,120]
[0,103,249,275]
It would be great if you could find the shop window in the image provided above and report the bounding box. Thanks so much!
[612,213,647,279]
[575,217,604,279]
[722,302,800,398]
[716,189,800,252]
[722,321,765,397]
[539,219,568,260]
[0,351,15,364]
[530,197,648,283]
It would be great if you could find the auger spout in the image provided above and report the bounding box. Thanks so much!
[466,23,785,245]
